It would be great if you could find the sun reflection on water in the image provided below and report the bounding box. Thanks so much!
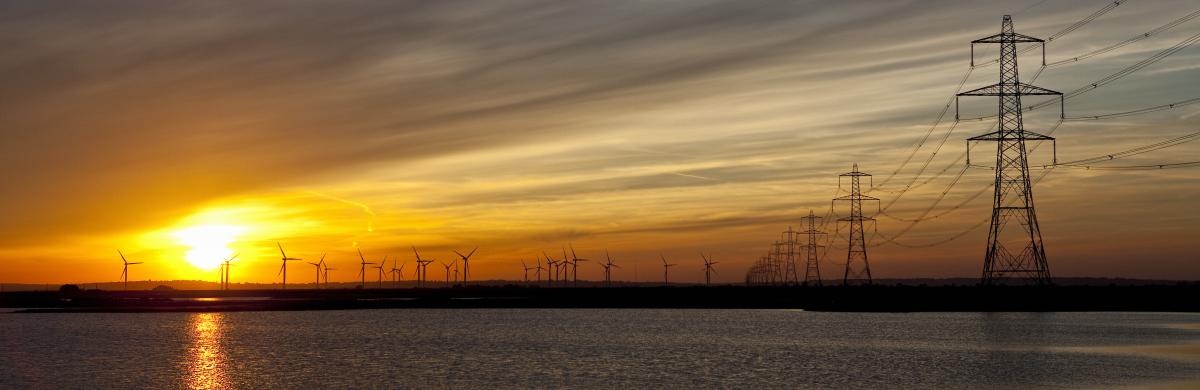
[186,313,229,389]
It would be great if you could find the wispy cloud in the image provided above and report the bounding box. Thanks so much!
[1,0,1198,282]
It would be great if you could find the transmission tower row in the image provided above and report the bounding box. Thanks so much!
[747,15,1064,287]
[745,164,878,287]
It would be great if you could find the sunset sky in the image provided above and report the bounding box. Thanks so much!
[1,0,1198,285]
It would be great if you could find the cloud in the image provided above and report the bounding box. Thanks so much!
[2,0,1198,281]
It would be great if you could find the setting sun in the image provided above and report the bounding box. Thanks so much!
[172,225,246,270]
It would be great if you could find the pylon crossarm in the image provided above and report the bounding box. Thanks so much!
[834,195,879,201]
[1017,83,1061,96]
[970,34,1043,66]
[958,84,1004,96]
[1020,130,1055,141]
[968,129,1053,142]
[972,32,1043,44]
[967,131,1003,141]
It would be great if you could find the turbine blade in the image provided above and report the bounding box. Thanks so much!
[278,242,286,257]
[467,247,477,258]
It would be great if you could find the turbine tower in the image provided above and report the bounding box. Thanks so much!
[543,252,558,285]
[323,265,336,289]
[373,256,388,288]
[356,249,376,288]
[535,257,545,285]
[220,253,238,290]
[453,247,477,285]
[701,254,718,286]
[958,15,1060,286]
[390,261,404,288]
[569,245,588,286]
[308,260,323,288]
[412,247,433,288]
[601,249,619,287]
[307,253,326,288]
[276,242,302,289]
[833,164,878,286]
[117,250,143,291]
[800,210,826,286]
[660,254,676,285]
[521,260,534,283]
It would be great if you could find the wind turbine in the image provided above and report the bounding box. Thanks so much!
[277,242,302,289]
[569,245,588,286]
[453,247,477,285]
[560,247,572,287]
[390,260,404,288]
[600,249,620,287]
[373,256,388,288]
[521,260,534,283]
[356,249,376,288]
[543,252,558,285]
[535,257,545,285]
[220,253,238,290]
[308,253,326,288]
[117,250,143,291]
[441,261,453,285]
[661,254,677,285]
[702,253,719,286]
[412,246,434,288]
[323,264,336,289]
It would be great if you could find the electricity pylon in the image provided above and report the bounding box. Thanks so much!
[957,15,1061,286]
[781,227,800,284]
[834,164,877,286]
[800,210,826,286]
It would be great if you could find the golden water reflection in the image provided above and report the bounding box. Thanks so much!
[186,313,229,389]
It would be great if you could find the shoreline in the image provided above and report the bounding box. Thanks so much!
[4,285,1199,313]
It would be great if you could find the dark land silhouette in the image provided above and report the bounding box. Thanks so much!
[3,283,1197,313]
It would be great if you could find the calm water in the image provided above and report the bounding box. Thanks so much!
[2,310,1199,389]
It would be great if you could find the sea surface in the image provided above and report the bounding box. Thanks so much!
[2,310,1199,389]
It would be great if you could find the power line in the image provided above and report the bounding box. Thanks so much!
[873,68,974,191]
[884,118,1063,227]
[967,129,1200,170]
[1064,97,1200,121]
[874,1,1128,193]
[877,0,1124,191]
[1028,30,1200,111]
[1053,160,1200,170]
[974,0,1127,67]
[1046,7,1200,67]
[1056,130,1200,165]
[875,168,1057,248]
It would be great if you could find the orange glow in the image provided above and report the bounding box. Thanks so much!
[186,313,229,389]
[173,225,245,271]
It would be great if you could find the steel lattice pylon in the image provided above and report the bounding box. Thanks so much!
[781,227,800,284]
[800,210,826,286]
[957,16,1063,286]
[834,164,878,286]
